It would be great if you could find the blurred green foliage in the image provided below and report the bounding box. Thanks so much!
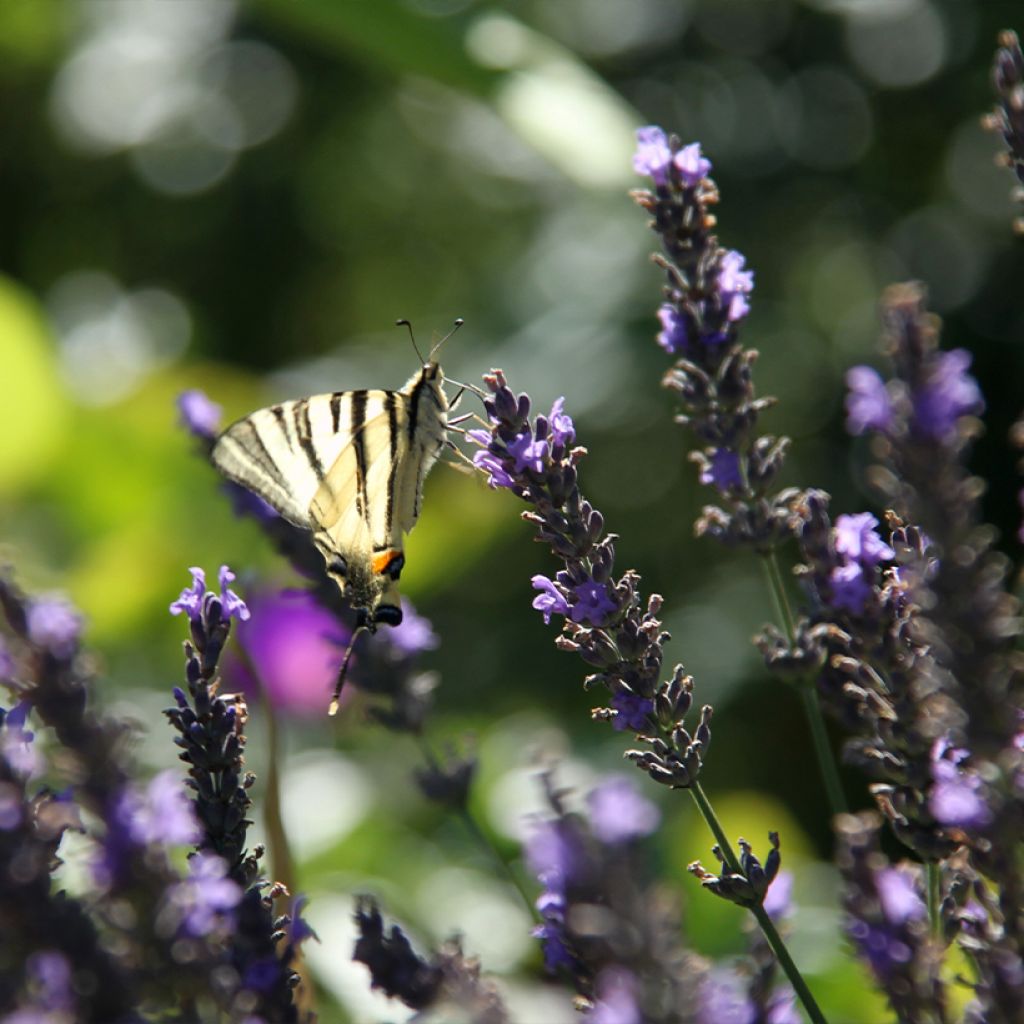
[2,1,1023,1019]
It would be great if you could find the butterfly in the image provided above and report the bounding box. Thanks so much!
[210,321,462,712]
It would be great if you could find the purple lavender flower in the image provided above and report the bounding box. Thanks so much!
[912,348,984,440]
[844,366,893,435]
[632,125,673,185]
[548,397,576,447]
[656,304,690,355]
[170,564,250,623]
[699,448,743,492]
[586,967,641,1024]
[828,562,873,614]
[610,690,655,732]
[218,565,251,622]
[532,575,570,624]
[718,250,754,322]
[587,776,660,844]
[228,588,348,717]
[177,388,222,439]
[929,737,994,829]
[674,141,712,186]
[169,566,208,621]
[508,430,548,474]
[168,851,242,937]
[25,595,82,659]
[833,513,894,567]
[569,579,617,626]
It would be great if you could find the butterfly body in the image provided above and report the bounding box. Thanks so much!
[211,362,449,629]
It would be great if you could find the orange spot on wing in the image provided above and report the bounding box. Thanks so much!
[372,549,402,576]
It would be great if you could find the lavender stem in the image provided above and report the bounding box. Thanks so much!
[761,550,848,816]
[690,781,829,1024]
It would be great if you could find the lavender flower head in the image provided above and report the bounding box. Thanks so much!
[25,595,82,660]
[586,776,660,845]
[165,850,242,938]
[170,565,250,624]
[585,967,641,1024]
[177,388,223,440]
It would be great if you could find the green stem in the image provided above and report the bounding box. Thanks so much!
[761,551,848,817]
[415,737,538,921]
[750,903,830,1024]
[926,860,942,940]
[689,781,829,1024]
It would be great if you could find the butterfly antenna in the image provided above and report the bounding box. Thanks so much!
[396,318,427,366]
[429,317,464,362]
[328,623,369,716]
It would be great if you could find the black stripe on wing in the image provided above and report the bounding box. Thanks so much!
[295,401,326,481]
[350,390,369,519]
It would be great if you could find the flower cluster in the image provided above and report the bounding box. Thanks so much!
[836,813,948,1022]
[984,28,1024,232]
[632,125,798,550]
[470,370,713,790]
[524,772,695,1022]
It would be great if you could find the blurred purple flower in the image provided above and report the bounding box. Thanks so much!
[177,389,222,439]
[587,776,660,844]
[610,690,654,732]
[0,636,13,680]
[912,348,984,441]
[27,951,74,1013]
[548,397,576,447]
[25,596,82,659]
[876,867,925,925]
[834,513,894,568]
[586,967,641,1024]
[845,366,893,435]
[131,770,202,847]
[699,969,756,1024]
[675,141,712,186]
[828,562,873,614]
[1,700,42,779]
[0,784,22,830]
[532,575,570,624]
[525,820,579,892]
[287,894,319,947]
[929,737,994,829]
[229,589,348,717]
[847,918,914,980]
[763,869,795,920]
[657,304,690,355]
[633,125,673,185]
[569,580,617,626]
[700,448,743,492]
[718,250,754,322]
[168,851,242,938]
[384,598,439,658]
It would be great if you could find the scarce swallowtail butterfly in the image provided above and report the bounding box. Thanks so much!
[210,321,461,713]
